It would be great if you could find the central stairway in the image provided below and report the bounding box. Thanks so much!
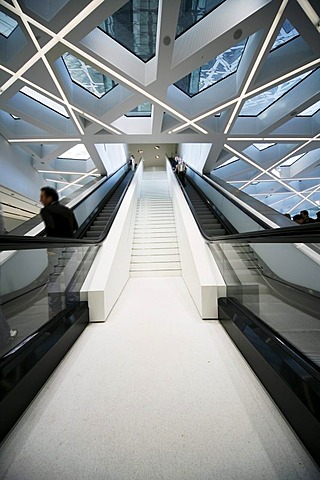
[130,168,181,277]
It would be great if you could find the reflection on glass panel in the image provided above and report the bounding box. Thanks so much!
[253,143,276,151]
[0,245,98,358]
[176,0,225,37]
[125,102,152,117]
[297,100,320,116]
[271,19,299,50]
[99,0,159,62]
[174,38,246,97]
[62,52,117,98]
[240,70,312,116]
[58,144,90,160]
[20,86,69,118]
[0,11,18,38]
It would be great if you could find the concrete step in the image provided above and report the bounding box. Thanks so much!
[130,269,181,278]
[132,242,179,249]
[132,247,180,255]
[130,261,181,271]
[131,254,181,263]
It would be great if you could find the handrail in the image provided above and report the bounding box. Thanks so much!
[0,168,135,251]
[186,164,282,229]
[174,167,320,244]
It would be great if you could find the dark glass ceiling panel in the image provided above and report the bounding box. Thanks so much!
[99,0,159,63]
[176,0,225,38]
[125,102,152,117]
[240,70,312,116]
[0,11,18,38]
[271,19,299,51]
[62,52,117,98]
[174,38,246,97]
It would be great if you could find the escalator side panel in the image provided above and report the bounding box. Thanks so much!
[0,302,89,443]
[218,297,320,466]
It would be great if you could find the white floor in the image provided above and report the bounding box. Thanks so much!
[1,277,319,479]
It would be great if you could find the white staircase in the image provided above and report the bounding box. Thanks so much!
[130,169,181,277]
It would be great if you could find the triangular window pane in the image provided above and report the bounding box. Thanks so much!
[176,0,225,38]
[174,38,246,97]
[63,53,117,98]
[271,19,299,51]
[240,70,312,116]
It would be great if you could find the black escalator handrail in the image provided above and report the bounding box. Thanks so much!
[175,170,320,244]
[186,164,272,230]
[206,223,320,244]
[0,234,97,250]
[0,170,135,251]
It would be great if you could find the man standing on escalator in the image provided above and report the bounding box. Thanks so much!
[40,186,78,238]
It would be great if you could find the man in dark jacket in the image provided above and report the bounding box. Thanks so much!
[40,187,78,238]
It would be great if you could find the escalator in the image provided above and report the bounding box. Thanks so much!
[175,164,320,464]
[80,170,133,240]
[0,165,135,442]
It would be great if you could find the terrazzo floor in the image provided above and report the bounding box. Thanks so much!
[0,277,319,480]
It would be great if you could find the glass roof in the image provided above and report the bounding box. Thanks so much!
[253,143,276,151]
[58,144,90,160]
[20,86,69,118]
[174,38,246,97]
[240,70,312,116]
[62,52,117,98]
[0,11,18,38]
[176,0,225,38]
[297,100,320,116]
[125,102,152,117]
[99,0,159,63]
[271,19,299,51]
[280,153,305,167]
[214,156,239,169]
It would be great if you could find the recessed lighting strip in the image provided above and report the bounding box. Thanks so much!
[228,137,320,141]
[224,144,318,207]
[38,169,100,175]
[288,184,320,213]
[239,133,320,190]
[8,138,81,143]
[12,0,84,135]
[1,0,208,135]
[223,0,290,135]
[58,168,98,193]
[0,0,105,95]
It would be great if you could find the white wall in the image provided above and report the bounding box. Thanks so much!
[95,143,128,175]
[178,143,212,174]
[0,136,45,201]
[128,144,177,168]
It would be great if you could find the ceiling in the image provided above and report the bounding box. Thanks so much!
[0,0,319,215]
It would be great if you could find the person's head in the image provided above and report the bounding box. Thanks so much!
[300,210,309,219]
[293,214,304,224]
[284,213,291,219]
[40,186,59,206]
[316,211,320,219]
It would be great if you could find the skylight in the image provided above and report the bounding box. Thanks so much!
[297,100,320,116]
[240,70,312,116]
[20,86,69,118]
[270,19,299,50]
[0,11,18,38]
[214,156,239,169]
[125,102,152,117]
[99,0,159,62]
[253,143,276,151]
[62,52,117,98]
[280,153,305,167]
[174,38,246,97]
[176,0,225,38]
[58,144,90,160]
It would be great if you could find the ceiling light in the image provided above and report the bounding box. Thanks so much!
[154,146,160,149]
[8,138,81,143]
[155,155,160,159]
[38,169,100,176]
